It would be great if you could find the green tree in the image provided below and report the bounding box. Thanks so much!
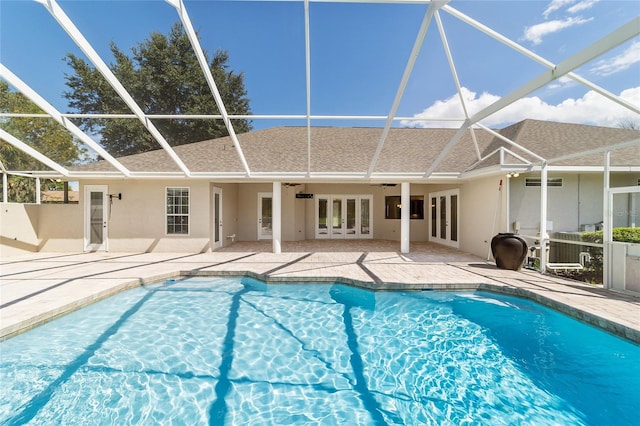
[0,80,84,202]
[64,22,252,157]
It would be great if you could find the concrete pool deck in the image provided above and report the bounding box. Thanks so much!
[1,240,639,343]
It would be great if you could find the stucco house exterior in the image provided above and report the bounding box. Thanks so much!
[2,120,638,273]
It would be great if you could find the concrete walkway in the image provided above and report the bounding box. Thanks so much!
[1,241,639,342]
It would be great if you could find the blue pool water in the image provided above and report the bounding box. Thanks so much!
[1,277,639,425]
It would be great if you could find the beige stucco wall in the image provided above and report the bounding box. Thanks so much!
[0,202,41,256]
[213,182,239,245]
[0,180,244,254]
[37,203,83,252]
[102,180,241,252]
[458,177,506,259]
[3,171,631,259]
[509,172,639,235]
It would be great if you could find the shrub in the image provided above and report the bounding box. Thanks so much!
[579,228,640,283]
[581,228,640,244]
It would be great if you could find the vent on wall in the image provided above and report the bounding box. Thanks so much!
[525,178,563,187]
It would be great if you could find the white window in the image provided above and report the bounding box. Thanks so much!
[525,177,563,187]
[166,187,189,235]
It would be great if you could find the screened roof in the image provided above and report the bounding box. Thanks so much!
[0,0,638,181]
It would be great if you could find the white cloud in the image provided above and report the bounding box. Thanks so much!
[567,0,599,14]
[401,86,640,129]
[543,0,576,18]
[522,16,593,45]
[590,41,640,76]
[547,76,577,90]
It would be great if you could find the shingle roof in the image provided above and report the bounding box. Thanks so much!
[72,119,639,176]
[482,119,640,167]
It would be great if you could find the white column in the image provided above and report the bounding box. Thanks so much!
[35,177,41,204]
[401,182,410,254]
[539,162,548,272]
[2,173,7,202]
[630,192,637,228]
[602,151,611,289]
[272,181,282,254]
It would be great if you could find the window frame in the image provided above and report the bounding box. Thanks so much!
[165,186,190,235]
[384,195,424,220]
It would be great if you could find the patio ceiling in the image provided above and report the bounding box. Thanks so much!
[0,0,638,182]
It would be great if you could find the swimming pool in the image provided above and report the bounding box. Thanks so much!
[1,277,638,425]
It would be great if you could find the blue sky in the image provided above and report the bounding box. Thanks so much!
[1,0,639,131]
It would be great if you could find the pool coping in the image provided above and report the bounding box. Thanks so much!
[3,268,638,344]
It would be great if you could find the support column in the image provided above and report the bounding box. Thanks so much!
[2,173,7,203]
[603,150,611,289]
[272,181,282,254]
[401,182,410,254]
[36,177,41,204]
[539,162,548,272]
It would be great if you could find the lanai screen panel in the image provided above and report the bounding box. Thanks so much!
[0,0,638,179]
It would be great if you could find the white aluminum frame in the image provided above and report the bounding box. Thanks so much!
[0,2,635,182]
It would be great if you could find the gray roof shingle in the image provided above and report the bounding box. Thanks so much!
[72,119,639,175]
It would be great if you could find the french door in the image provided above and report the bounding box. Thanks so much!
[429,189,459,248]
[84,185,108,252]
[213,187,223,249]
[315,195,372,239]
[258,192,272,240]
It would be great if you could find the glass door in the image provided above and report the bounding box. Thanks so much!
[258,193,272,240]
[213,187,223,249]
[360,196,372,238]
[331,197,344,237]
[316,196,330,237]
[316,195,373,239]
[84,185,108,251]
[345,197,357,237]
[429,189,459,248]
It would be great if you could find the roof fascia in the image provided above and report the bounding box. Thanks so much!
[167,0,252,177]
[531,165,640,173]
[0,64,131,177]
[36,0,192,177]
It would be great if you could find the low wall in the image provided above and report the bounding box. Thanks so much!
[0,203,40,257]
